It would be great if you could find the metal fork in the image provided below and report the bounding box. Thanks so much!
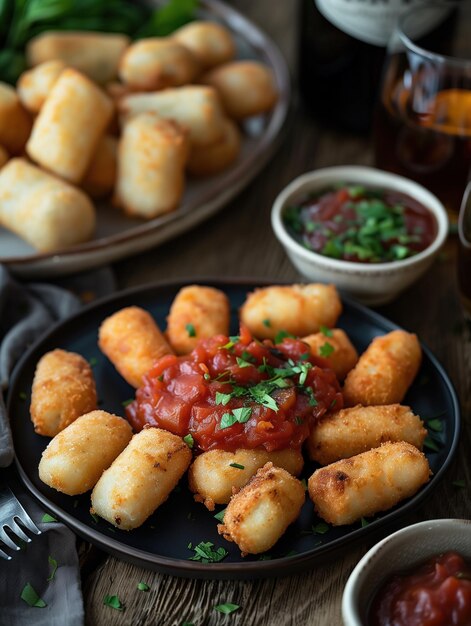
[0,480,41,560]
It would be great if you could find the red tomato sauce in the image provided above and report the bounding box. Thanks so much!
[283,184,437,263]
[369,551,471,626]
[126,326,343,452]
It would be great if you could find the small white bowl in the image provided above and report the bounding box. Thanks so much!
[271,166,449,305]
[342,518,471,626]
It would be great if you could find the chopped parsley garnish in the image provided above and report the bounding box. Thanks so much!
[301,478,308,491]
[18,391,27,401]
[215,392,232,406]
[427,418,443,432]
[20,583,46,608]
[229,463,245,470]
[121,398,133,407]
[312,522,330,535]
[220,407,252,429]
[360,517,370,528]
[89,357,98,367]
[236,356,252,368]
[263,319,271,328]
[214,603,240,615]
[453,480,466,489]
[214,508,226,522]
[219,413,237,429]
[183,434,194,448]
[47,556,58,582]
[41,513,57,523]
[305,387,318,406]
[320,325,333,337]
[188,541,228,563]
[295,416,304,425]
[319,342,335,358]
[285,187,429,263]
[186,323,196,338]
[104,594,124,611]
[241,350,255,363]
[137,582,150,591]
[90,512,99,524]
[274,330,296,344]
[424,435,440,452]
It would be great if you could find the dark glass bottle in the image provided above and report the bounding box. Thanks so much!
[298,0,387,134]
[298,0,458,136]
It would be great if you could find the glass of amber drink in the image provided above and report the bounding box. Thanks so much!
[374,2,471,221]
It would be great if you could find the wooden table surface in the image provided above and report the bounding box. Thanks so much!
[81,1,471,624]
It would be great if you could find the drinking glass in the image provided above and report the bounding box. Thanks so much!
[374,2,471,221]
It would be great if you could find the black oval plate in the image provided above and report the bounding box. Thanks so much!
[8,279,460,579]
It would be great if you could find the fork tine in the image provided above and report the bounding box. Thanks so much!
[11,519,32,543]
[0,526,21,551]
[0,547,12,561]
[14,513,41,536]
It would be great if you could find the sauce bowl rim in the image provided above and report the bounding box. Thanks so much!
[271,165,449,273]
[341,517,471,626]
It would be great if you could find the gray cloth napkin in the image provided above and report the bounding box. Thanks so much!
[0,264,116,626]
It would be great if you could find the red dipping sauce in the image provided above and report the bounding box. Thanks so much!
[283,184,437,263]
[126,326,342,452]
[369,551,471,626]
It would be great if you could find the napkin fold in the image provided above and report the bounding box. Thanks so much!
[0,264,116,625]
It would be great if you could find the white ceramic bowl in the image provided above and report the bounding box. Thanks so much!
[342,518,471,626]
[271,166,449,305]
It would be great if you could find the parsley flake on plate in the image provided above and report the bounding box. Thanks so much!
[20,583,47,608]
[47,556,58,582]
[41,513,57,523]
[188,541,228,563]
[313,522,330,535]
[423,435,440,452]
[214,508,226,522]
[427,418,443,432]
[137,582,150,591]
